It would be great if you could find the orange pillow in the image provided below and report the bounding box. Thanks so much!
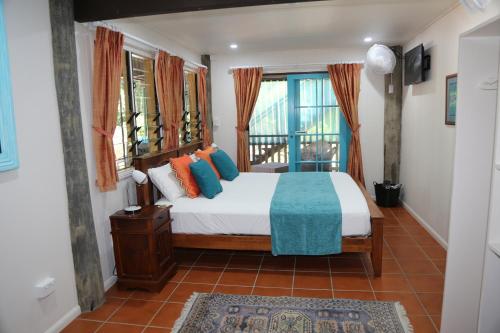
[195,147,221,179]
[170,155,200,198]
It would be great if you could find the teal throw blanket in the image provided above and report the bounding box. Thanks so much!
[270,172,342,255]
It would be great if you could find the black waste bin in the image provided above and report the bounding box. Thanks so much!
[374,181,402,207]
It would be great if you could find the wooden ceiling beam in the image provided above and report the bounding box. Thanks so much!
[74,0,328,22]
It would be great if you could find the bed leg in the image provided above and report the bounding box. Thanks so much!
[370,218,384,277]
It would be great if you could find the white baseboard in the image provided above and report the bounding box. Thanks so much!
[401,200,448,250]
[104,275,117,291]
[43,277,116,333]
[43,305,81,333]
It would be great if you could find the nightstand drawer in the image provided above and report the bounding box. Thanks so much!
[110,218,150,233]
[154,210,170,229]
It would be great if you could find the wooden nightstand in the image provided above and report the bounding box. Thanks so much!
[110,205,176,292]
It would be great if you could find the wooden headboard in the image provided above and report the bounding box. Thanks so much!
[133,141,204,206]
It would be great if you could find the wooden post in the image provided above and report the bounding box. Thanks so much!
[48,0,105,311]
[384,46,403,183]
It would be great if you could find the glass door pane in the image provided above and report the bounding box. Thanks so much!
[288,73,345,172]
[249,80,289,165]
[296,106,319,172]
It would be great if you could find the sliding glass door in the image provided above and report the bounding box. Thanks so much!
[287,73,350,172]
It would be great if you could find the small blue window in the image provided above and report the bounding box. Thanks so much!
[0,0,19,172]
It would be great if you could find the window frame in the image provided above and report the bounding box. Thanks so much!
[180,69,201,146]
[114,48,162,171]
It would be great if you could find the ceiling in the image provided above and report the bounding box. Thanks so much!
[115,0,459,54]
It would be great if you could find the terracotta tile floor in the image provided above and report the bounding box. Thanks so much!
[63,206,445,333]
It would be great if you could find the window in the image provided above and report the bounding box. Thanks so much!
[181,70,201,145]
[249,73,350,172]
[249,79,288,164]
[113,51,202,170]
[114,51,161,170]
[113,52,131,170]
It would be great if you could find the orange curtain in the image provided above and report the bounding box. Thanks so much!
[233,67,263,172]
[155,51,170,149]
[167,56,185,150]
[156,53,184,150]
[327,63,365,186]
[92,27,124,192]
[197,67,212,145]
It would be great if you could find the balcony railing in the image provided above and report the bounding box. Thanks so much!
[249,134,288,164]
[249,134,340,168]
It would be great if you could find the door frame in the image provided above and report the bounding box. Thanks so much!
[286,72,350,172]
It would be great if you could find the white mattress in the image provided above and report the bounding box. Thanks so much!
[156,172,371,237]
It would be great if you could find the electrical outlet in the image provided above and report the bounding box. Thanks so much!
[388,83,394,94]
[34,277,56,299]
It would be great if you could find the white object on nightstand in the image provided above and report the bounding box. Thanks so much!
[124,205,142,213]
[125,170,149,213]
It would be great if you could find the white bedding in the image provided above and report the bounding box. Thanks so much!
[155,172,371,237]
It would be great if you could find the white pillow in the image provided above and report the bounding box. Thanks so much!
[147,163,186,202]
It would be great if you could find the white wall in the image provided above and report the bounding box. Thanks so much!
[400,2,500,245]
[442,34,499,333]
[75,22,202,288]
[211,48,385,190]
[479,250,500,332]
[478,50,500,333]
[0,0,80,332]
[106,20,201,66]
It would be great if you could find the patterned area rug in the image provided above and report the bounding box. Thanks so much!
[172,293,413,333]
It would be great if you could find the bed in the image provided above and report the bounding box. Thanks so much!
[133,142,384,276]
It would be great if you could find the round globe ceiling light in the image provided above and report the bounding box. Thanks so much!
[366,44,396,75]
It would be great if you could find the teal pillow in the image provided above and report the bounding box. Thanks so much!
[189,160,223,199]
[210,150,239,181]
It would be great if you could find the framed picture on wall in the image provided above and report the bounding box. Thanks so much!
[445,74,458,126]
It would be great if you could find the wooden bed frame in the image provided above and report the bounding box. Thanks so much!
[133,142,384,276]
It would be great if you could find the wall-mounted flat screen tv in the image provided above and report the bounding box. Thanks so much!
[404,44,425,86]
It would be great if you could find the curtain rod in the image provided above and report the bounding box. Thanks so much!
[229,61,365,71]
[89,22,207,69]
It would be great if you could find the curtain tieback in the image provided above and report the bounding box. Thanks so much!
[351,124,361,136]
[236,127,247,134]
[93,126,113,138]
